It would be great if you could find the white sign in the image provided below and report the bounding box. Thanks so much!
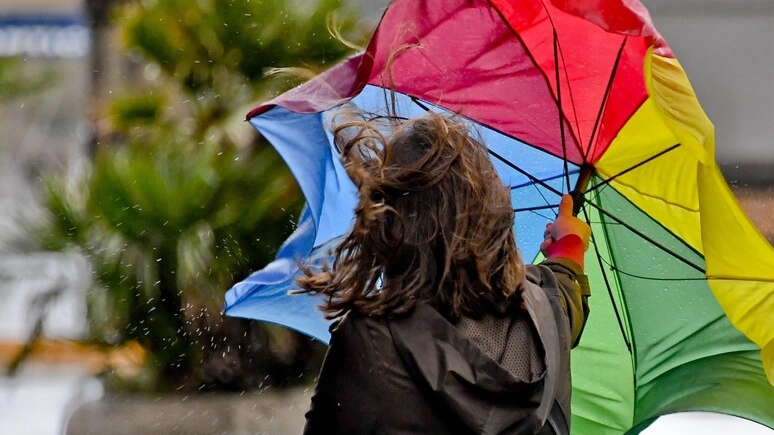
[0,17,89,58]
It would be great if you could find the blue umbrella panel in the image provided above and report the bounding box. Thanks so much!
[224,85,580,344]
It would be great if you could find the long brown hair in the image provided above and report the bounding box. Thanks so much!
[296,110,524,321]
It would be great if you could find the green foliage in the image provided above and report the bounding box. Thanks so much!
[35,0,366,391]
[121,0,362,137]
[108,93,167,133]
[0,58,55,101]
[40,135,304,390]
[124,0,356,86]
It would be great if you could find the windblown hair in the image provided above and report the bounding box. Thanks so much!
[296,110,524,321]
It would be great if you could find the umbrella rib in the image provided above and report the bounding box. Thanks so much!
[513,204,558,213]
[584,36,629,159]
[582,203,633,353]
[488,149,563,197]
[408,96,565,212]
[599,257,706,281]
[538,0,586,163]
[585,144,682,193]
[583,200,706,274]
[410,96,432,112]
[553,28,572,192]
[511,169,579,190]
[407,96,578,195]
[409,96,547,152]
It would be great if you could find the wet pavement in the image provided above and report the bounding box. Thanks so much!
[66,387,311,435]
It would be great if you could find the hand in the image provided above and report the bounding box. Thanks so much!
[540,194,591,257]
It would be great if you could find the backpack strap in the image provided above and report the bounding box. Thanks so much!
[521,281,566,433]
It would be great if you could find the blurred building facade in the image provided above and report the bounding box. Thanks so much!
[0,2,98,434]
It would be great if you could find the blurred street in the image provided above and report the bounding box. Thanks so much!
[0,0,772,434]
[65,387,310,435]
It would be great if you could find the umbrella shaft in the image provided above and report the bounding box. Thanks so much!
[571,165,594,216]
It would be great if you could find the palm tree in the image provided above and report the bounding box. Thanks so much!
[36,0,367,392]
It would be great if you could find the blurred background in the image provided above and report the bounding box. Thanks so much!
[0,0,770,434]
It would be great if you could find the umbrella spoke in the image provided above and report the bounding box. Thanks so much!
[585,143,682,194]
[584,36,629,160]
[597,256,706,282]
[512,170,578,190]
[488,148,563,197]
[408,94,569,217]
[513,204,558,213]
[410,97,431,113]
[540,2,586,166]
[582,199,706,274]
[583,203,633,354]
[553,29,572,193]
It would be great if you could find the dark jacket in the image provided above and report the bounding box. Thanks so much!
[302,259,590,435]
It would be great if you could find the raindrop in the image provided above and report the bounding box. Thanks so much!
[143,63,160,81]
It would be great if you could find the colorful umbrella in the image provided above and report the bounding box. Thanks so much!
[224,0,774,433]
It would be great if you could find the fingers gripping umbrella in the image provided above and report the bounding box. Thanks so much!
[224,0,774,433]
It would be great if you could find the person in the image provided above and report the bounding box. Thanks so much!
[297,111,591,435]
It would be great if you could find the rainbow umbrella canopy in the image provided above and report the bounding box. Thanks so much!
[225,0,774,433]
